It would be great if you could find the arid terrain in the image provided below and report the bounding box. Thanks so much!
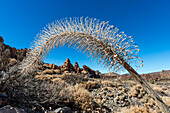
[0,36,169,113]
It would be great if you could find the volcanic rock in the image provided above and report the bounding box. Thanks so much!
[82,65,96,77]
[0,36,4,42]
[74,62,81,73]
[61,58,75,72]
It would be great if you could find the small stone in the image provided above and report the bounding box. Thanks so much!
[122,88,126,92]
[102,99,106,103]
[162,86,167,90]
[95,95,102,99]
[118,87,122,90]
[107,93,114,97]
[116,83,122,87]
[118,96,123,100]
[103,87,108,91]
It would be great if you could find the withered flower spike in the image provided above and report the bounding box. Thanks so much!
[19,17,168,113]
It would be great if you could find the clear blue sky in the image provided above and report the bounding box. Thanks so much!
[0,0,170,74]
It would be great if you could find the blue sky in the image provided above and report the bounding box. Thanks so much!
[0,0,170,74]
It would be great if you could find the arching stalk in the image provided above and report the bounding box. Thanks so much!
[8,17,169,112]
[119,57,169,113]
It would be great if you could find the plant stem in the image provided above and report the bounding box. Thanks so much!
[122,61,169,113]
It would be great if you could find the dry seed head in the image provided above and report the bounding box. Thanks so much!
[19,17,143,74]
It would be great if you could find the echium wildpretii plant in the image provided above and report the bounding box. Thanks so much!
[20,17,142,74]
[16,17,169,112]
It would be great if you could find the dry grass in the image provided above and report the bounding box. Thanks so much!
[42,69,55,74]
[79,81,99,90]
[153,86,164,94]
[162,96,170,108]
[119,106,152,113]
[129,85,146,98]
[35,73,68,80]
[101,80,116,87]
[68,85,93,111]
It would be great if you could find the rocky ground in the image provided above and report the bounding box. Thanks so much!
[0,36,170,113]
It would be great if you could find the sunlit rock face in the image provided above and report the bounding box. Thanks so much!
[0,36,30,71]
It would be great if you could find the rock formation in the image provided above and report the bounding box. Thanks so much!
[0,36,101,77]
[74,62,81,74]
[61,58,75,72]
[41,58,100,77]
[43,63,59,69]
[0,36,4,42]
[0,36,30,71]
[82,65,96,77]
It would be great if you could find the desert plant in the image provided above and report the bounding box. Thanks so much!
[79,80,99,91]
[62,73,88,85]
[8,17,169,112]
[68,85,93,111]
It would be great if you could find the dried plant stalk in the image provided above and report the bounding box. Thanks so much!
[19,17,169,112]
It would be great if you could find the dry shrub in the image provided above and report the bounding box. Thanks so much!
[5,75,71,112]
[130,106,150,113]
[42,69,55,74]
[101,80,115,87]
[68,85,93,111]
[79,81,99,91]
[54,69,61,74]
[35,73,68,80]
[152,86,169,97]
[119,106,151,113]
[62,73,88,85]
[162,96,170,108]
[51,77,62,82]
[129,85,146,98]
[153,86,164,93]
[35,75,59,80]
[56,73,68,78]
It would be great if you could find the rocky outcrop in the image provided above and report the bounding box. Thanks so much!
[74,62,81,74]
[82,65,96,77]
[40,58,100,78]
[0,36,30,71]
[61,58,75,72]
[43,63,59,69]
[0,36,4,42]
[0,36,100,77]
